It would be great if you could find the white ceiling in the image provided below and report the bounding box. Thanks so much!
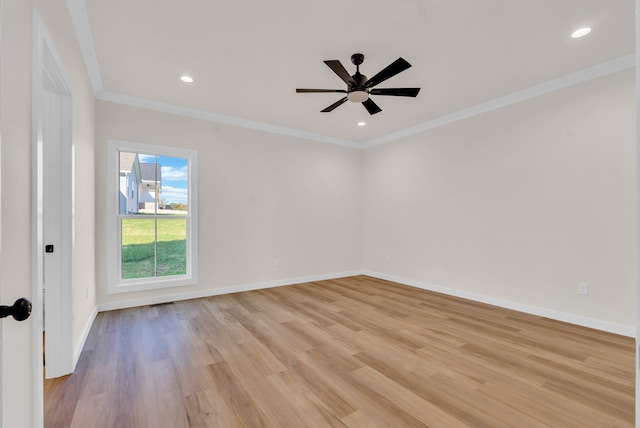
[72,0,635,147]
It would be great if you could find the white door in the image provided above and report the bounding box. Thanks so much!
[1,4,4,426]
[0,95,3,428]
[42,86,74,379]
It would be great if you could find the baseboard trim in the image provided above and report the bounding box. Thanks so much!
[73,305,98,368]
[362,270,636,338]
[97,270,363,312]
[95,269,635,337]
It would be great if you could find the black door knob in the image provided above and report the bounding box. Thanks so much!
[0,298,32,321]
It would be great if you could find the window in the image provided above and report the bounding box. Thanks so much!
[107,140,198,293]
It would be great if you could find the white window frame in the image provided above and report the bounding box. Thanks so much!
[107,139,198,294]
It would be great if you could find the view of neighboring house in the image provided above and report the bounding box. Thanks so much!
[119,152,162,213]
[119,152,140,214]
[138,162,163,211]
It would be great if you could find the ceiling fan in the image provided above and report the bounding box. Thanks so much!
[296,53,420,115]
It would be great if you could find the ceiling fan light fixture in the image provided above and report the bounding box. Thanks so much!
[347,90,369,103]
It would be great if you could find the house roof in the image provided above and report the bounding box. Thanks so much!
[140,163,162,182]
[119,151,142,184]
[72,1,634,146]
[119,152,137,172]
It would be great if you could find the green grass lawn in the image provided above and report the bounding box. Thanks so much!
[121,218,187,279]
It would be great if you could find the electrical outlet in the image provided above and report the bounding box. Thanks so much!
[578,282,589,296]
[85,287,89,299]
[274,258,280,267]
[386,255,392,263]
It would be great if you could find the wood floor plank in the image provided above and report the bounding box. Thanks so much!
[69,393,114,428]
[45,275,635,427]
[209,360,269,427]
[184,387,241,428]
[267,369,350,428]
[350,365,469,427]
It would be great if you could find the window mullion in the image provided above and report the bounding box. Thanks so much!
[154,154,158,277]
[154,215,158,277]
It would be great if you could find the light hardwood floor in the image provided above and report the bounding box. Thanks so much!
[44,276,635,427]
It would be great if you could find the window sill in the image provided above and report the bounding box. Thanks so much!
[107,274,197,294]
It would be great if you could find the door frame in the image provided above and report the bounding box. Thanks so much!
[31,10,75,426]
[0,0,3,424]
[636,1,640,426]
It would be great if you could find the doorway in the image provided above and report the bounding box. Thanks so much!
[31,12,75,426]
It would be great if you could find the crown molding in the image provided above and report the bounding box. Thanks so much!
[65,0,634,149]
[97,55,635,149]
[96,91,362,148]
[66,0,103,93]
[362,54,636,148]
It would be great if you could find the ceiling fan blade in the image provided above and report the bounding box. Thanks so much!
[364,58,412,89]
[321,97,348,112]
[369,88,420,97]
[296,89,347,93]
[362,98,382,115]
[324,60,356,86]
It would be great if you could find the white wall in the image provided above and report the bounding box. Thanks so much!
[363,69,636,332]
[95,101,363,308]
[1,0,96,425]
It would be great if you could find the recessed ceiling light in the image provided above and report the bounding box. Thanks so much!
[180,75,194,83]
[357,121,366,127]
[571,27,591,38]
